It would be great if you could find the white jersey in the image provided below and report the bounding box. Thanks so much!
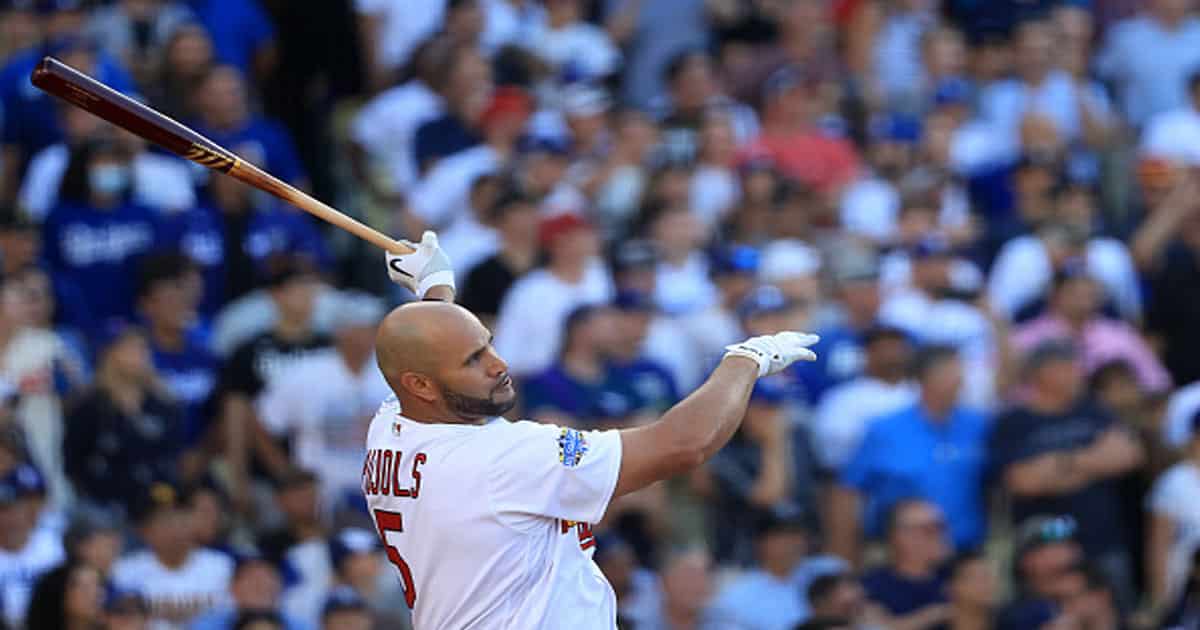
[111,548,234,630]
[362,396,622,629]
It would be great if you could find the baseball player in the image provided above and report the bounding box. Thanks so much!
[364,231,819,629]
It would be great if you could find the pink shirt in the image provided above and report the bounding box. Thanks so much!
[1012,315,1172,392]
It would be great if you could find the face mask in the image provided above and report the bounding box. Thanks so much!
[88,164,130,197]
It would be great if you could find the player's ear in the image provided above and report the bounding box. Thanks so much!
[400,372,439,403]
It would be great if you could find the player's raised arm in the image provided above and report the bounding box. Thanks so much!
[612,332,819,497]
[385,230,457,302]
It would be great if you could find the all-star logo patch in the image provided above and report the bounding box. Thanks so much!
[557,428,589,468]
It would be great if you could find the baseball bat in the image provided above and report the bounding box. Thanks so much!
[29,56,414,255]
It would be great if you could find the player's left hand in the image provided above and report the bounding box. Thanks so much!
[386,230,455,298]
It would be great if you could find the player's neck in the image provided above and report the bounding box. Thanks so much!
[397,395,489,425]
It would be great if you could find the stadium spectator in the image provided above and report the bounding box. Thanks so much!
[805,572,882,629]
[1138,173,1200,385]
[1147,411,1200,613]
[1012,265,1170,393]
[708,513,829,628]
[325,528,409,630]
[256,293,389,524]
[188,552,309,630]
[146,22,215,120]
[703,384,823,567]
[0,466,65,629]
[458,189,539,326]
[525,0,620,84]
[63,322,192,518]
[104,591,150,630]
[594,535,660,630]
[135,252,219,448]
[22,561,105,630]
[411,45,493,175]
[998,515,1084,629]
[493,212,613,377]
[643,549,716,630]
[319,586,373,630]
[813,325,917,474]
[859,499,952,627]
[1096,0,1200,126]
[62,513,123,582]
[990,341,1143,607]
[832,345,989,561]
[1141,70,1200,167]
[85,0,195,88]
[40,138,163,333]
[110,482,234,629]
[944,552,1000,630]
[608,290,680,415]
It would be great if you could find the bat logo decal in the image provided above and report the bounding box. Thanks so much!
[389,258,413,278]
[184,144,237,173]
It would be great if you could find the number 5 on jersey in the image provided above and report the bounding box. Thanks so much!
[374,509,417,608]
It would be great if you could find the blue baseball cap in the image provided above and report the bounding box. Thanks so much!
[712,245,760,277]
[737,285,793,320]
[322,586,369,618]
[329,528,381,571]
[613,290,655,312]
[933,77,972,108]
[869,113,923,144]
[0,470,20,506]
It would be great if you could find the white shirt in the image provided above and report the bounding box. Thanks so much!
[813,377,918,471]
[482,0,546,56]
[525,21,620,81]
[654,253,718,316]
[689,166,739,232]
[493,261,614,377]
[355,0,446,73]
[352,80,444,194]
[1141,105,1200,166]
[1097,15,1200,126]
[20,144,196,219]
[986,235,1142,321]
[362,397,623,629]
[979,70,1112,149]
[111,549,233,630]
[0,527,65,629]
[410,145,500,230]
[4,328,75,510]
[1163,382,1200,450]
[258,352,392,509]
[1148,462,1200,602]
[439,214,502,287]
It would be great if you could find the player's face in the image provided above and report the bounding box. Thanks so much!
[437,315,516,421]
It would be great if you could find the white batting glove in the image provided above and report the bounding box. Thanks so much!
[724,331,820,377]
[385,230,455,298]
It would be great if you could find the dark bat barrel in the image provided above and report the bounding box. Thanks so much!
[30,57,237,173]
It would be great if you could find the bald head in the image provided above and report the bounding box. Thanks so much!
[377,302,479,383]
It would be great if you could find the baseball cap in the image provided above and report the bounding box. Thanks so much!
[329,528,381,571]
[480,86,534,130]
[322,586,369,618]
[562,83,612,117]
[64,511,120,545]
[1016,515,1077,556]
[611,239,659,273]
[759,240,821,283]
[130,481,182,525]
[711,245,760,277]
[933,77,972,108]
[832,250,880,284]
[868,113,922,144]
[0,470,20,506]
[861,324,910,347]
[613,289,655,312]
[12,462,45,498]
[1023,339,1079,374]
[518,134,571,157]
[538,212,592,248]
[737,285,794,320]
[910,234,953,260]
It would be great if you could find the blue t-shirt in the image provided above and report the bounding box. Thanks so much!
[41,200,162,333]
[988,400,1128,554]
[186,0,275,75]
[610,357,679,413]
[842,403,990,550]
[193,117,305,185]
[0,47,136,157]
[150,337,218,447]
[522,363,642,426]
[160,203,331,313]
[790,325,866,401]
[413,115,482,172]
[862,566,948,616]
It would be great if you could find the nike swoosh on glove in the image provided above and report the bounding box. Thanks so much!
[724,331,820,377]
[385,230,455,298]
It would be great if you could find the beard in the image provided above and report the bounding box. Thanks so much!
[440,378,516,421]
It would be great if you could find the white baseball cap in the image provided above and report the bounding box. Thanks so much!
[759,240,822,283]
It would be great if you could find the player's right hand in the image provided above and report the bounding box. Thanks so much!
[723,331,819,377]
[386,230,455,298]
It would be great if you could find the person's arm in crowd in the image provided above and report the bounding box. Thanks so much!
[1132,175,1198,272]
[1004,428,1143,497]
[827,484,863,567]
[883,604,952,630]
[1146,510,1175,612]
[744,405,793,507]
[978,296,1014,396]
[1076,82,1114,150]
[604,0,642,46]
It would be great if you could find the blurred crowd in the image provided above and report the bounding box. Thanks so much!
[3,0,1200,629]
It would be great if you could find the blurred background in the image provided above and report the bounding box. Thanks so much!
[2,0,1200,628]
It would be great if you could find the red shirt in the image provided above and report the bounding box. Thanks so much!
[739,131,861,195]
